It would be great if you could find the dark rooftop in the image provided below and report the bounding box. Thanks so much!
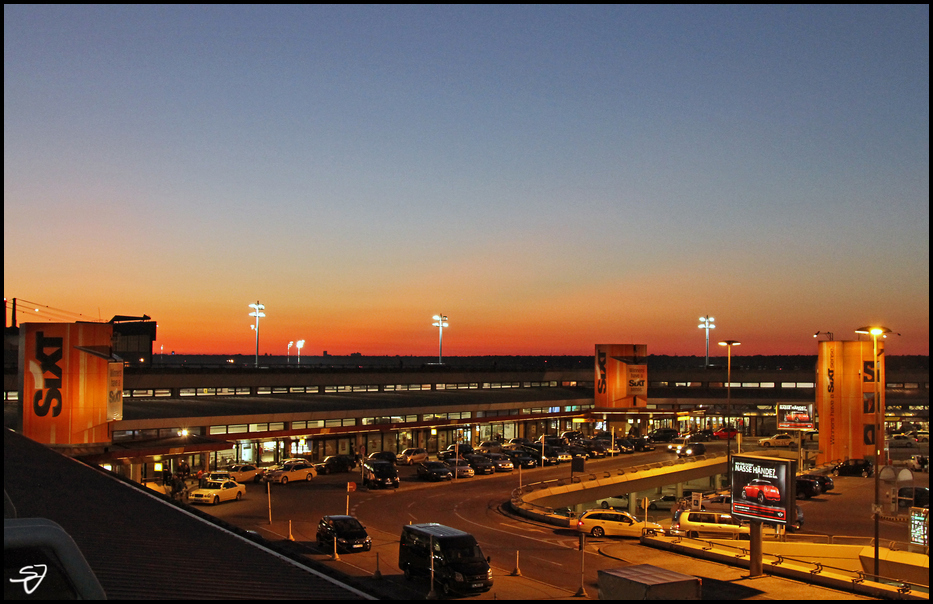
[3,429,374,600]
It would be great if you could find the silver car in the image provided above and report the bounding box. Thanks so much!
[446,459,475,478]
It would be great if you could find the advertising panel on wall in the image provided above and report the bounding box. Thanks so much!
[594,344,647,409]
[776,402,814,430]
[815,340,883,465]
[18,322,116,446]
[731,455,796,525]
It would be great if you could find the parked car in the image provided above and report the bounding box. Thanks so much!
[397,448,429,465]
[669,510,750,539]
[612,439,634,454]
[546,446,572,464]
[263,459,317,484]
[446,458,475,479]
[888,435,918,449]
[225,464,265,483]
[832,459,873,477]
[483,452,514,472]
[801,473,834,493]
[795,476,822,499]
[314,455,356,475]
[576,509,663,538]
[520,445,558,466]
[362,460,399,489]
[464,454,495,475]
[677,442,707,457]
[897,487,929,509]
[759,433,795,447]
[595,494,630,509]
[475,441,502,454]
[713,427,739,440]
[438,444,474,461]
[368,451,399,465]
[503,449,536,469]
[416,461,453,481]
[316,515,372,552]
[188,480,246,505]
[743,478,781,504]
[628,437,655,452]
[647,428,679,443]
[204,471,236,483]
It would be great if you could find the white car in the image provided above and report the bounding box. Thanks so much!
[759,433,794,447]
[189,480,246,505]
[263,459,317,484]
[577,509,663,538]
[887,435,918,449]
[595,494,630,509]
[225,464,265,483]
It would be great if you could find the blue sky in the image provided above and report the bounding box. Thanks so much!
[4,5,929,355]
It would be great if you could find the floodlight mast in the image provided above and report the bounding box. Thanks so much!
[698,316,715,368]
[296,340,305,365]
[432,314,449,364]
[855,324,893,582]
[249,302,265,368]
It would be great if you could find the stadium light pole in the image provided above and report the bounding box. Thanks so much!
[699,316,715,368]
[855,325,892,581]
[432,314,448,364]
[296,340,305,366]
[249,302,265,368]
[718,340,740,457]
[287,341,294,364]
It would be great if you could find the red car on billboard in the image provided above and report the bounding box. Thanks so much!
[743,479,781,504]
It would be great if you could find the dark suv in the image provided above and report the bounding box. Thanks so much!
[648,428,679,443]
[832,459,873,477]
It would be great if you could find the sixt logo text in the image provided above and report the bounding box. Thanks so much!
[33,331,63,417]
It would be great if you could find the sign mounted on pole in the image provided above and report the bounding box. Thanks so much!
[594,344,648,409]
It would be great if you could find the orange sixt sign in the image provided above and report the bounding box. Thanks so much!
[20,322,116,446]
[594,344,648,409]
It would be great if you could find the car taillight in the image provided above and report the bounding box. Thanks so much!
[577,520,584,527]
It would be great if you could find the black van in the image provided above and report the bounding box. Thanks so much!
[362,460,399,489]
[399,523,492,596]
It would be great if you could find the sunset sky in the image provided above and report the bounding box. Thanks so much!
[4,5,929,357]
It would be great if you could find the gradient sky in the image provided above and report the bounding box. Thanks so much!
[4,5,929,356]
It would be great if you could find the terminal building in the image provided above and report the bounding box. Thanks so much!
[3,321,928,488]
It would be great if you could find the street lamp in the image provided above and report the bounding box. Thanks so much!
[813,331,834,341]
[699,316,715,368]
[718,340,740,456]
[287,341,294,364]
[432,314,448,364]
[296,340,305,366]
[248,302,265,368]
[855,325,892,581]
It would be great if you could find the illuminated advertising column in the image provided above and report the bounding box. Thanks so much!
[816,340,881,465]
[594,344,647,409]
[19,322,116,447]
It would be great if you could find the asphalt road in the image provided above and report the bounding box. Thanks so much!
[200,440,929,598]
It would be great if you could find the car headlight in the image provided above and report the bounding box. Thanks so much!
[453,572,464,582]
[487,568,493,579]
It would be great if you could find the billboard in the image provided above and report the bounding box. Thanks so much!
[594,344,647,409]
[731,455,796,525]
[19,322,117,446]
[815,340,883,465]
[776,402,814,430]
